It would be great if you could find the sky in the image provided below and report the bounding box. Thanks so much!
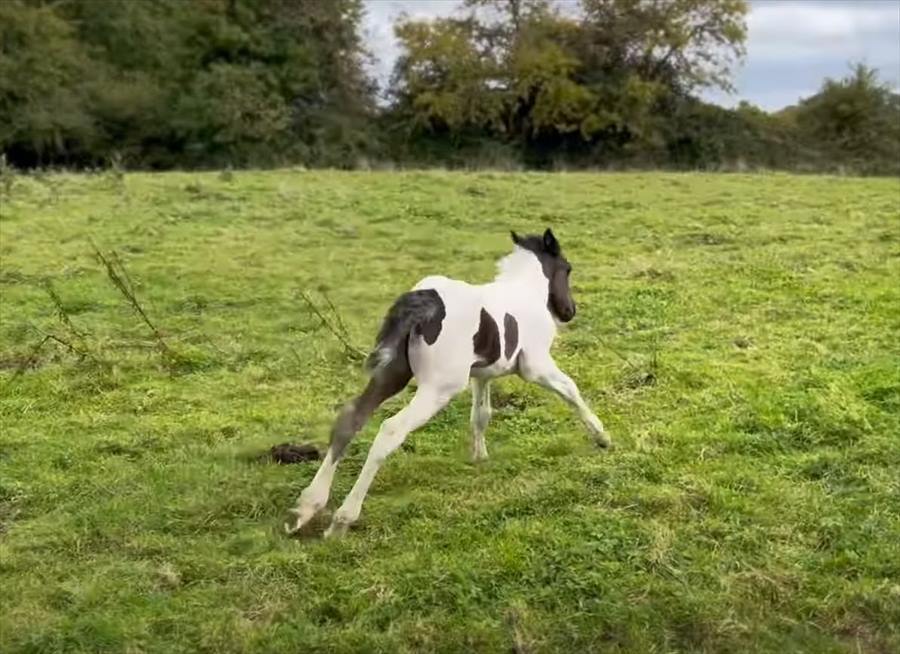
[361,0,900,111]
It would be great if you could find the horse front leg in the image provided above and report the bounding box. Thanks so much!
[519,353,611,448]
[470,377,491,461]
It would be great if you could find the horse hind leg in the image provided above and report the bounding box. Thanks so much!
[285,351,412,534]
[324,380,464,538]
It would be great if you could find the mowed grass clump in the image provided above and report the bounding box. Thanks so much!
[1,170,899,653]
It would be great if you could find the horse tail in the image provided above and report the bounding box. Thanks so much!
[365,289,446,375]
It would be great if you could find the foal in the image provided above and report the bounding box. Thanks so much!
[287,229,610,538]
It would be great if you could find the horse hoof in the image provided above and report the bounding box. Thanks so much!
[324,519,351,539]
[285,515,305,536]
[284,505,318,535]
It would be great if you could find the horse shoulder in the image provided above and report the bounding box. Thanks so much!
[501,293,557,352]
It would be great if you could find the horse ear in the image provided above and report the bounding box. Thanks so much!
[543,228,560,256]
[510,231,522,245]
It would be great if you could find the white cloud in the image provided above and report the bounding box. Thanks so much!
[726,0,900,108]
[746,0,900,62]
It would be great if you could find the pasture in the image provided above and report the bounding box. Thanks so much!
[1,170,898,653]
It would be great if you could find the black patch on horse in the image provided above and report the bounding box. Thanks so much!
[412,291,446,345]
[503,313,518,359]
[367,289,446,373]
[472,308,500,368]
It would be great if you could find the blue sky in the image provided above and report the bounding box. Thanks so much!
[362,0,900,110]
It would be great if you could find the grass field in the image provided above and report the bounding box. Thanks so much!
[1,170,899,653]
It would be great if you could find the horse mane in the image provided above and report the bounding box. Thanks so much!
[494,246,545,283]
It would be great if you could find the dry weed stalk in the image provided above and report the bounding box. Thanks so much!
[91,242,173,357]
[297,289,366,362]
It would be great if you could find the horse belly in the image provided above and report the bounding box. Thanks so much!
[469,358,517,379]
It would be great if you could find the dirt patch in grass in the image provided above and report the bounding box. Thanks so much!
[260,443,321,464]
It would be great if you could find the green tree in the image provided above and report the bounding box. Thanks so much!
[391,17,506,135]
[577,0,747,93]
[0,1,95,166]
[790,63,900,172]
[0,0,375,168]
[389,0,748,164]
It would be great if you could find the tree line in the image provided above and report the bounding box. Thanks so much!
[2,0,898,173]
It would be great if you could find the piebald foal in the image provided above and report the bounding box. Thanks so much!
[287,229,610,538]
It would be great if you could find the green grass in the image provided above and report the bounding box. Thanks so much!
[1,170,899,653]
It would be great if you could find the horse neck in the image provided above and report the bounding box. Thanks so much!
[493,248,548,295]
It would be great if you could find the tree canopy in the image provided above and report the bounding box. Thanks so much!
[0,0,374,168]
[389,0,748,162]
